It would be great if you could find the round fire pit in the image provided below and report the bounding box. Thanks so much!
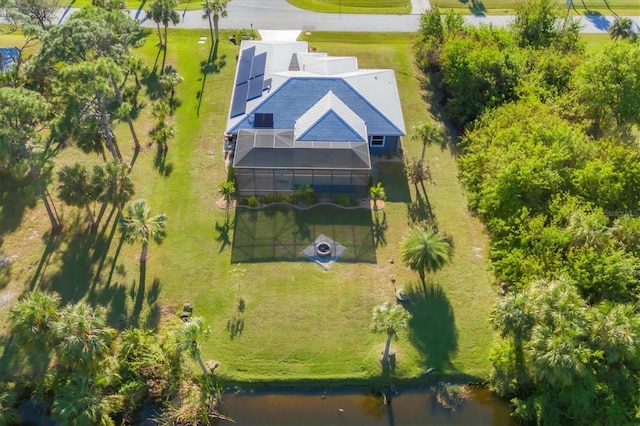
[316,242,332,257]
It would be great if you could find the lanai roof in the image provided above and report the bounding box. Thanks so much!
[233,129,371,170]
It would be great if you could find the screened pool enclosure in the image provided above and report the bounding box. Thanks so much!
[232,129,371,196]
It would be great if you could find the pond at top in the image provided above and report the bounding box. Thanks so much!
[216,387,515,426]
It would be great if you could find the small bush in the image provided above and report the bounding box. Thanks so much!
[260,194,279,204]
[247,196,259,207]
[280,194,293,204]
[332,195,351,206]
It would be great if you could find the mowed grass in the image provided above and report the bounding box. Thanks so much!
[432,0,638,15]
[287,0,411,14]
[65,0,204,11]
[0,30,497,382]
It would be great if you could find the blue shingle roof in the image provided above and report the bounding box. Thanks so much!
[230,78,403,136]
[297,111,365,142]
[0,47,19,71]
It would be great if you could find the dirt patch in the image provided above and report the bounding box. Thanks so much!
[217,197,237,210]
[0,290,17,308]
[0,255,17,268]
[371,199,386,211]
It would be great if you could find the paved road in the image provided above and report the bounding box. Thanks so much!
[57,0,639,34]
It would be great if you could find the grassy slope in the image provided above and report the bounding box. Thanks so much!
[287,0,411,14]
[288,0,636,15]
[427,0,638,16]
[0,30,499,383]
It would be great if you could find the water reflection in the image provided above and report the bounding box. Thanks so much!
[218,387,515,426]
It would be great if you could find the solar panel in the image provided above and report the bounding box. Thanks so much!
[250,52,267,78]
[254,113,274,129]
[242,46,255,59]
[236,46,255,85]
[236,57,251,85]
[230,82,249,117]
[247,74,265,101]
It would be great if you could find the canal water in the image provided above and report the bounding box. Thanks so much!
[217,387,516,426]
[21,386,515,425]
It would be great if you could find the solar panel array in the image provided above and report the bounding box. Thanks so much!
[230,47,268,117]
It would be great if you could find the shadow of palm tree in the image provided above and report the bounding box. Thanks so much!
[153,146,173,177]
[373,211,388,247]
[215,219,233,252]
[373,161,411,203]
[196,41,226,116]
[406,282,458,372]
[469,0,486,16]
[407,188,436,228]
[44,214,112,304]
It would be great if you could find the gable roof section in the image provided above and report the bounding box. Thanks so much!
[343,70,406,135]
[230,78,403,136]
[296,53,358,75]
[295,91,367,142]
[233,129,371,170]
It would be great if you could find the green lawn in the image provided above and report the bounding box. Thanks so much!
[67,0,205,11]
[287,0,411,14]
[430,0,638,15]
[0,30,498,383]
[287,0,637,15]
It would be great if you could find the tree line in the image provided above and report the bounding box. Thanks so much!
[415,0,640,423]
[0,291,221,424]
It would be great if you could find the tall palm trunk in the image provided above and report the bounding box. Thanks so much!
[26,150,61,231]
[163,24,169,53]
[205,0,215,43]
[110,77,141,153]
[101,111,123,162]
[213,13,219,42]
[156,22,163,47]
[96,201,110,228]
[196,353,209,375]
[85,205,96,227]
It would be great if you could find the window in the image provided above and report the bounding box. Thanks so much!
[370,135,385,147]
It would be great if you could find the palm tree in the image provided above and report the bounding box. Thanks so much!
[9,291,61,350]
[371,302,411,365]
[146,0,180,49]
[219,181,235,218]
[401,226,451,284]
[51,373,123,426]
[609,17,634,41]
[172,316,211,375]
[57,163,98,227]
[369,182,387,210]
[93,160,135,219]
[411,122,443,160]
[590,302,638,364]
[567,211,609,248]
[203,0,229,43]
[158,66,183,105]
[490,291,535,385]
[526,279,591,388]
[150,100,175,153]
[0,384,19,426]
[120,199,167,264]
[53,303,115,372]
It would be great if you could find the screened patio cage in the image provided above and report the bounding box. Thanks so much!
[232,129,372,197]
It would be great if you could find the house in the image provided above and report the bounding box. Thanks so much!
[0,47,20,71]
[224,40,406,197]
